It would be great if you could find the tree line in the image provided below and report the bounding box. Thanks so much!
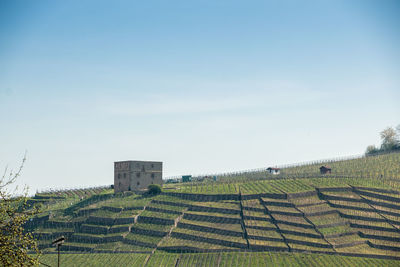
[366,124,400,155]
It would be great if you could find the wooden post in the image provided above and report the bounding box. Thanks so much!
[57,244,60,267]
[52,235,64,267]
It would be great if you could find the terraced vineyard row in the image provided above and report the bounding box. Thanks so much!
[35,186,111,200]
[168,177,398,196]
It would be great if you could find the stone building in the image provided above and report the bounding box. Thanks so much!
[114,160,162,193]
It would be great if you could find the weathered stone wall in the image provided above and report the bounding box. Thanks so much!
[114,160,163,192]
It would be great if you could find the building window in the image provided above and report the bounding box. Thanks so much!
[151,164,154,168]
[151,173,155,179]
[118,174,120,179]
[136,173,140,178]
[123,173,126,178]
[137,181,140,186]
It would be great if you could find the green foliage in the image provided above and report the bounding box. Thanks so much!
[1,157,40,266]
[366,145,379,155]
[148,184,162,195]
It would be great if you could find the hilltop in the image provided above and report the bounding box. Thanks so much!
[25,152,400,266]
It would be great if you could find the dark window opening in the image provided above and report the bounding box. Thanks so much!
[151,164,154,168]
[123,173,126,178]
[136,173,140,178]
[118,174,120,179]
[137,182,140,186]
[151,173,155,179]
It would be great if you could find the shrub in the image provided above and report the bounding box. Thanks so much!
[147,184,161,195]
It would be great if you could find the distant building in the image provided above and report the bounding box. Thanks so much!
[166,178,179,184]
[114,160,162,193]
[267,167,280,175]
[196,176,205,182]
[182,175,192,183]
[320,166,332,174]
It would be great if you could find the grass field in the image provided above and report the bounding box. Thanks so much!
[38,252,400,266]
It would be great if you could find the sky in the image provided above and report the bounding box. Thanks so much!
[0,0,399,195]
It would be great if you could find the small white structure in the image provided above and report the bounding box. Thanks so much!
[267,167,280,175]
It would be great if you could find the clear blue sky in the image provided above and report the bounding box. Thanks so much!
[1,0,399,194]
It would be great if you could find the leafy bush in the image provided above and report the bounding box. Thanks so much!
[147,184,161,195]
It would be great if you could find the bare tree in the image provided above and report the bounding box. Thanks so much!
[380,127,397,150]
[365,145,378,155]
[0,156,40,266]
[396,124,400,144]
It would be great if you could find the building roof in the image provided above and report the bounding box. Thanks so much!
[320,165,332,170]
[114,160,162,163]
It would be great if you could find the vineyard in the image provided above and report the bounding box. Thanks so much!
[178,151,400,183]
[39,252,399,267]
[283,152,400,179]
[26,152,400,266]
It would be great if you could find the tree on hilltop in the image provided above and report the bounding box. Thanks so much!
[366,124,400,155]
[365,145,379,155]
[380,127,398,150]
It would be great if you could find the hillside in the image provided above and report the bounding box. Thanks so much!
[214,152,400,184]
[26,152,400,266]
[284,152,400,179]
